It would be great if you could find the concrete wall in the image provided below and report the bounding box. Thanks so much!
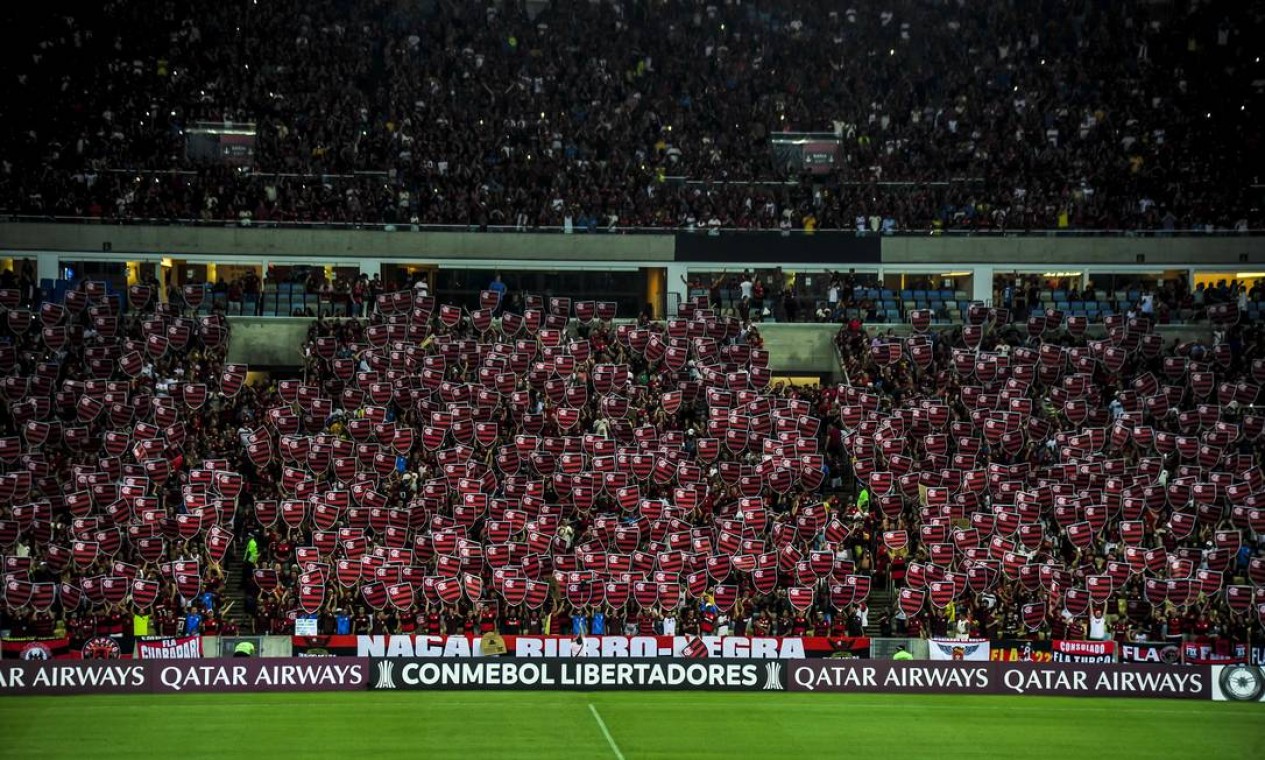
[4,222,1262,266]
[226,316,844,371]
[751,322,1212,374]
[202,635,293,658]
[227,317,311,366]
[836,323,1212,341]
[225,317,1215,372]
[881,234,1265,266]
[228,317,846,372]
[754,322,842,374]
[0,223,673,262]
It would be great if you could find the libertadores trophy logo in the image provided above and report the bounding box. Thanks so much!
[763,662,784,691]
[374,660,397,690]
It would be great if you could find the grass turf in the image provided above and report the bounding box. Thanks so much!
[1,692,1262,759]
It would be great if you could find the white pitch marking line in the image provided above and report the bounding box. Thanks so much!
[30,699,1239,716]
[588,703,627,760]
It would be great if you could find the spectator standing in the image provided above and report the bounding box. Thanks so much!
[488,274,507,313]
[242,533,259,590]
[1089,605,1108,642]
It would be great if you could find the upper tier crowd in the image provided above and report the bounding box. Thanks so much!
[2,0,1261,231]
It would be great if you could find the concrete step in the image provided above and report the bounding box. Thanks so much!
[220,553,254,628]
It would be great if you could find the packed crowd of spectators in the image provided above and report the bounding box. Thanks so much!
[3,273,1263,654]
[2,0,1261,231]
[240,294,871,637]
[690,269,1265,327]
[0,275,252,648]
[991,272,1238,326]
[835,310,1265,649]
[223,287,1264,647]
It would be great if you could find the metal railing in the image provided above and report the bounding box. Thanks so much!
[3,213,1262,238]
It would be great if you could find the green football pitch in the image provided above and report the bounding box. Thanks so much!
[1,692,1261,759]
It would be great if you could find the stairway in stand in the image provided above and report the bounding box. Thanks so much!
[220,553,254,633]
[863,588,894,639]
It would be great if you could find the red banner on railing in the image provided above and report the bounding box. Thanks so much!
[2,635,131,660]
[2,637,75,660]
[1182,641,1248,665]
[1051,640,1117,663]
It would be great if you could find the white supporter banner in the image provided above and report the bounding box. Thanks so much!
[927,638,991,662]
